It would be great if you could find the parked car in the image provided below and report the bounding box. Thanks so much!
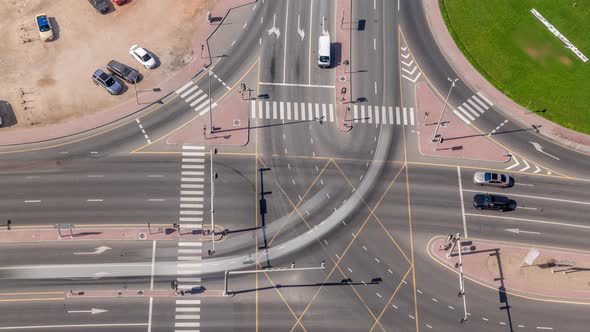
[107,60,139,84]
[112,0,127,5]
[472,193,514,212]
[35,13,53,41]
[92,69,123,95]
[473,171,513,188]
[129,45,156,69]
[88,0,109,14]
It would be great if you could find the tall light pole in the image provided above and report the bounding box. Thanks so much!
[209,148,217,255]
[454,233,468,323]
[432,77,458,143]
[208,68,214,133]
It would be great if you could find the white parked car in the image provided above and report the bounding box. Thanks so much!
[129,45,156,69]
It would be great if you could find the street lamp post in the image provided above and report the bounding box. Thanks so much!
[431,78,458,144]
[208,68,214,133]
[455,234,468,323]
[209,148,217,255]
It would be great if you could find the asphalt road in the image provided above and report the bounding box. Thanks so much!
[0,0,589,331]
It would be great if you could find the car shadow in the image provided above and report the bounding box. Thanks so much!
[0,101,17,128]
[48,17,60,41]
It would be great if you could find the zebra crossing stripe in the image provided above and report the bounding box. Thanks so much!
[375,106,380,124]
[176,299,201,304]
[396,107,401,124]
[272,101,278,119]
[368,106,373,123]
[287,101,292,120]
[329,104,335,122]
[461,103,479,117]
[300,103,305,120]
[176,307,200,312]
[382,107,387,125]
[251,100,256,118]
[315,103,320,120]
[361,105,366,123]
[453,109,470,124]
[179,217,202,222]
[189,94,207,108]
[467,99,485,114]
[471,95,489,110]
[322,104,327,120]
[280,101,285,119]
[257,100,263,119]
[476,92,493,106]
[353,106,359,123]
[183,146,205,150]
[185,89,203,103]
[458,106,476,121]
[308,103,313,120]
[410,108,415,126]
[389,107,394,125]
[403,107,408,125]
[176,81,194,94]
[294,103,299,120]
[265,101,271,119]
[178,242,203,247]
[194,99,210,113]
[180,85,199,99]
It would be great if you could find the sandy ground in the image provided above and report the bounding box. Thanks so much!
[0,0,211,129]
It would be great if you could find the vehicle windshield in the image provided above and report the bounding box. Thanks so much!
[501,174,507,182]
[483,195,490,205]
[319,56,330,63]
[105,77,115,86]
[484,172,491,181]
[39,25,50,32]
[141,54,152,61]
[120,67,131,75]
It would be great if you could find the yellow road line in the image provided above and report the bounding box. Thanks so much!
[0,297,64,303]
[0,292,62,296]
[398,27,572,179]
[370,266,413,331]
[426,236,590,306]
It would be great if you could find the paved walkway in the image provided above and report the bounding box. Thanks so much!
[430,237,590,302]
[424,0,590,153]
[335,0,353,132]
[0,0,254,146]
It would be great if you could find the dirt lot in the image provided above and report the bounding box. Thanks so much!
[0,0,210,129]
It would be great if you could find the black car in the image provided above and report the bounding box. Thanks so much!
[473,193,514,212]
[107,60,140,84]
[89,0,109,13]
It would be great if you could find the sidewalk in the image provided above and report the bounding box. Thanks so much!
[423,0,590,154]
[430,236,590,303]
[0,0,254,146]
[334,0,353,132]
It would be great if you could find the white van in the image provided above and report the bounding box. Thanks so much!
[318,35,331,68]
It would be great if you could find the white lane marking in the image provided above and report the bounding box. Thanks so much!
[462,189,590,206]
[0,324,148,330]
[87,199,103,202]
[373,38,376,51]
[147,297,154,332]
[178,242,203,247]
[482,317,489,321]
[516,206,538,210]
[417,289,423,294]
[180,85,199,99]
[530,142,560,160]
[409,315,415,320]
[322,104,327,121]
[87,175,104,178]
[396,107,401,124]
[458,167,469,238]
[24,200,41,203]
[374,81,378,95]
[536,327,553,330]
[308,0,313,84]
[176,307,200,312]
[148,199,165,202]
[176,81,194,94]
[432,298,438,302]
[282,0,289,84]
[315,103,320,120]
[453,109,470,124]
[519,159,531,172]
[426,324,432,329]
[514,183,534,186]
[376,292,382,298]
[476,91,494,106]
[448,306,454,310]
[465,213,590,230]
[392,304,398,309]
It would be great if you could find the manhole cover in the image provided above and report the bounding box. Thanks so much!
[233,120,241,126]
[137,290,145,296]
[339,76,346,82]
[138,233,146,240]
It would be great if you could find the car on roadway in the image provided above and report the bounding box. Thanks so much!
[472,193,514,212]
[107,60,139,84]
[129,45,156,69]
[88,0,109,14]
[473,171,513,188]
[92,69,123,95]
[35,13,53,41]
[112,0,127,5]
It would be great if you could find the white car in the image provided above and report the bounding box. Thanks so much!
[129,45,156,69]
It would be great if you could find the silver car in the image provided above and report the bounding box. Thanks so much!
[473,171,513,188]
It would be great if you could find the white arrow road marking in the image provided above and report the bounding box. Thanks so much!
[74,246,111,255]
[402,72,421,83]
[297,15,305,40]
[505,154,520,170]
[519,159,530,172]
[401,59,414,67]
[402,66,417,75]
[529,142,560,160]
[268,14,281,38]
[68,308,109,315]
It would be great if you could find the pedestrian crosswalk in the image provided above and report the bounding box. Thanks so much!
[249,100,416,126]
[175,298,201,332]
[179,145,206,229]
[176,81,218,116]
[452,92,494,125]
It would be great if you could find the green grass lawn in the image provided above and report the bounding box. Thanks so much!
[440,0,590,134]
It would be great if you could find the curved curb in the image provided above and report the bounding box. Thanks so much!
[426,235,590,306]
[422,0,590,155]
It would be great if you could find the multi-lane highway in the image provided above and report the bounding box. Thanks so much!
[0,0,588,331]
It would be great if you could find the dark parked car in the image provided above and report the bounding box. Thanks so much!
[92,69,123,95]
[107,60,139,84]
[88,0,109,13]
[473,193,514,212]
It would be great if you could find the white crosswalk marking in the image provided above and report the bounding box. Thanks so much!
[472,95,489,110]
[185,89,203,103]
[458,106,475,121]
[453,109,470,124]
[467,99,485,114]
[180,86,199,99]
[247,101,415,126]
[476,91,494,106]
[176,81,194,94]
[452,93,494,124]
[189,94,207,108]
